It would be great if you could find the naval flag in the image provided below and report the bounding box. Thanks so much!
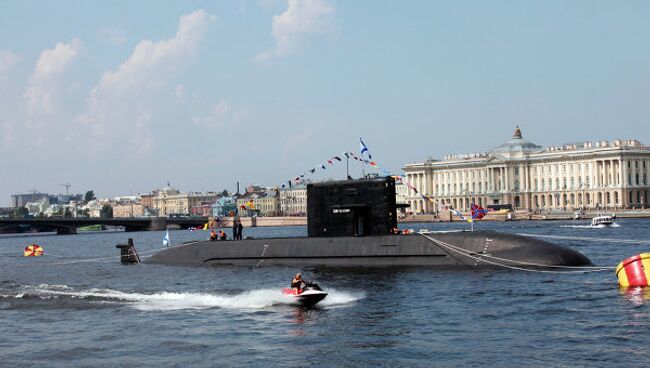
[163,229,170,247]
[360,138,372,159]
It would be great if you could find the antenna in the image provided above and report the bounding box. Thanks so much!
[60,183,72,195]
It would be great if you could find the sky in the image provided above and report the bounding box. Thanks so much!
[1,0,649,205]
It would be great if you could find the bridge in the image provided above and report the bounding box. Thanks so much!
[0,217,209,235]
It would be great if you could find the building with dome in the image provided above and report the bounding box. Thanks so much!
[403,127,650,213]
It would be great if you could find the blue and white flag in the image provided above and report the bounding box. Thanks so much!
[360,138,372,159]
[162,229,170,246]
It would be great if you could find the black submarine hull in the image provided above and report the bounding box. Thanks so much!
[146,231,591,268]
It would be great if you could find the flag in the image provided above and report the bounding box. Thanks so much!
[471,204,488,221]
[360,138,372,159]
[450,209,467,222]
[162,229,170,246]
[309,168,316,174]
[333,156,342,161]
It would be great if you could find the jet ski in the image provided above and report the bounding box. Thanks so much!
[282,281,328,307]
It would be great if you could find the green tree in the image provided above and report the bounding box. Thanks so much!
[84,190,96,203]
[100,204,113,218]
[13,206,29,218]
[64,207,72,218]
[221,189,229,196]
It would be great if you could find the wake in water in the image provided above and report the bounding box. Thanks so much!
[0,283,363,311]
[561,223,621,229]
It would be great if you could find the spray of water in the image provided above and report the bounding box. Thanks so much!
[4,284,364,311]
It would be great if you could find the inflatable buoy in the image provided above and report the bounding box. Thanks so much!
[616,253,650,287]
[24,244,44,257]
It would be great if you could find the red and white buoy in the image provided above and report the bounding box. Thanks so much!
[616,253,650,287]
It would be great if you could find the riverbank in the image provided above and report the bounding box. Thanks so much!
[215,209,650,227]
[400,209,650,222]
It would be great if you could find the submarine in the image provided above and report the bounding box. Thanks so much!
[147,176,591,268]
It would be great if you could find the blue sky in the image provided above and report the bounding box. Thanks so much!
[1,0,649,205]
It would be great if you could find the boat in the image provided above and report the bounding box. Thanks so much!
[282,281,328,307]
[591,215,614,227]
[146,177,592,269]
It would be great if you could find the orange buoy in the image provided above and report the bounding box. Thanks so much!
[616,253,650,287]
[23,244,44,257]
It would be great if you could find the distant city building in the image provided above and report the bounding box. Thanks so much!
[139,192,155,210]
[112,202,144,218]
[212,196,237,217]
[190,200,217,217]
[152,186,219,216]
[394,180,408,208]
[237,190,279,217]
[246,184,263,193]
[82,200,103,218]
[403,127,650,212]
[11,192,49,208]
[280,185,307,216]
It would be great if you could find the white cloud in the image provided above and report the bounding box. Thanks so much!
[193,100,249,130]
[98,27,127,46]
[0,50,21,81]
[76,9,213,153]
[256,0,335,61]
[23,39,81,116]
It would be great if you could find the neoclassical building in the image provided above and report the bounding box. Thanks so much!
[403,127,650,213]
[152,186,220,216]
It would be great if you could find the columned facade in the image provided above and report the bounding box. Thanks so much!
[403,128,650,213]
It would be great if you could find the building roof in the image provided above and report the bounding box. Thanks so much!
[490,126,543,155]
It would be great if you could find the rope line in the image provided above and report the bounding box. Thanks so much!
[419,233,614,273]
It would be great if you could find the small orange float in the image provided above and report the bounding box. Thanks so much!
[23,244,44,257]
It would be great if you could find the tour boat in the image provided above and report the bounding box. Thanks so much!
[591,215,614,227]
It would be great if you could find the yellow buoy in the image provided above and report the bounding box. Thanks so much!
[616,253,650,287]
[23,244,44,257]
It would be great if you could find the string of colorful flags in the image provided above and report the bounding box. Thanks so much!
[280,151,388,189]
[277,138,487,223]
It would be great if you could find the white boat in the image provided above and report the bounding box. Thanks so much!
[591,215,614,227]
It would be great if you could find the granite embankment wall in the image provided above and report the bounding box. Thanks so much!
[216,209,650,227]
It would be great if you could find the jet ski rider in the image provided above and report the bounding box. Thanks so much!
[291,273,307,294]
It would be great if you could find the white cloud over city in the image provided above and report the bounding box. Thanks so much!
[75,9,213,154]
[23,39,81,118]
[256,0,336,61]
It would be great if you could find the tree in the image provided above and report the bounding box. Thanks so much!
[64,207,72,218]
[100,204,113,218]
[13,206,28,218]
[84,190,96,203]
[221,189,229,197]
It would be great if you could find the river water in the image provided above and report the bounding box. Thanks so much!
[2,219,650,367]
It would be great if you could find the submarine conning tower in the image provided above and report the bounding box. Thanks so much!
[307,176,404,237]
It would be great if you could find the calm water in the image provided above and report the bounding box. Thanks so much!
[2,219,650,367]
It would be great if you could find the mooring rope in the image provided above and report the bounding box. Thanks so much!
[419,233,615,273]
[46,244,183,265]
[256,244,269,268]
